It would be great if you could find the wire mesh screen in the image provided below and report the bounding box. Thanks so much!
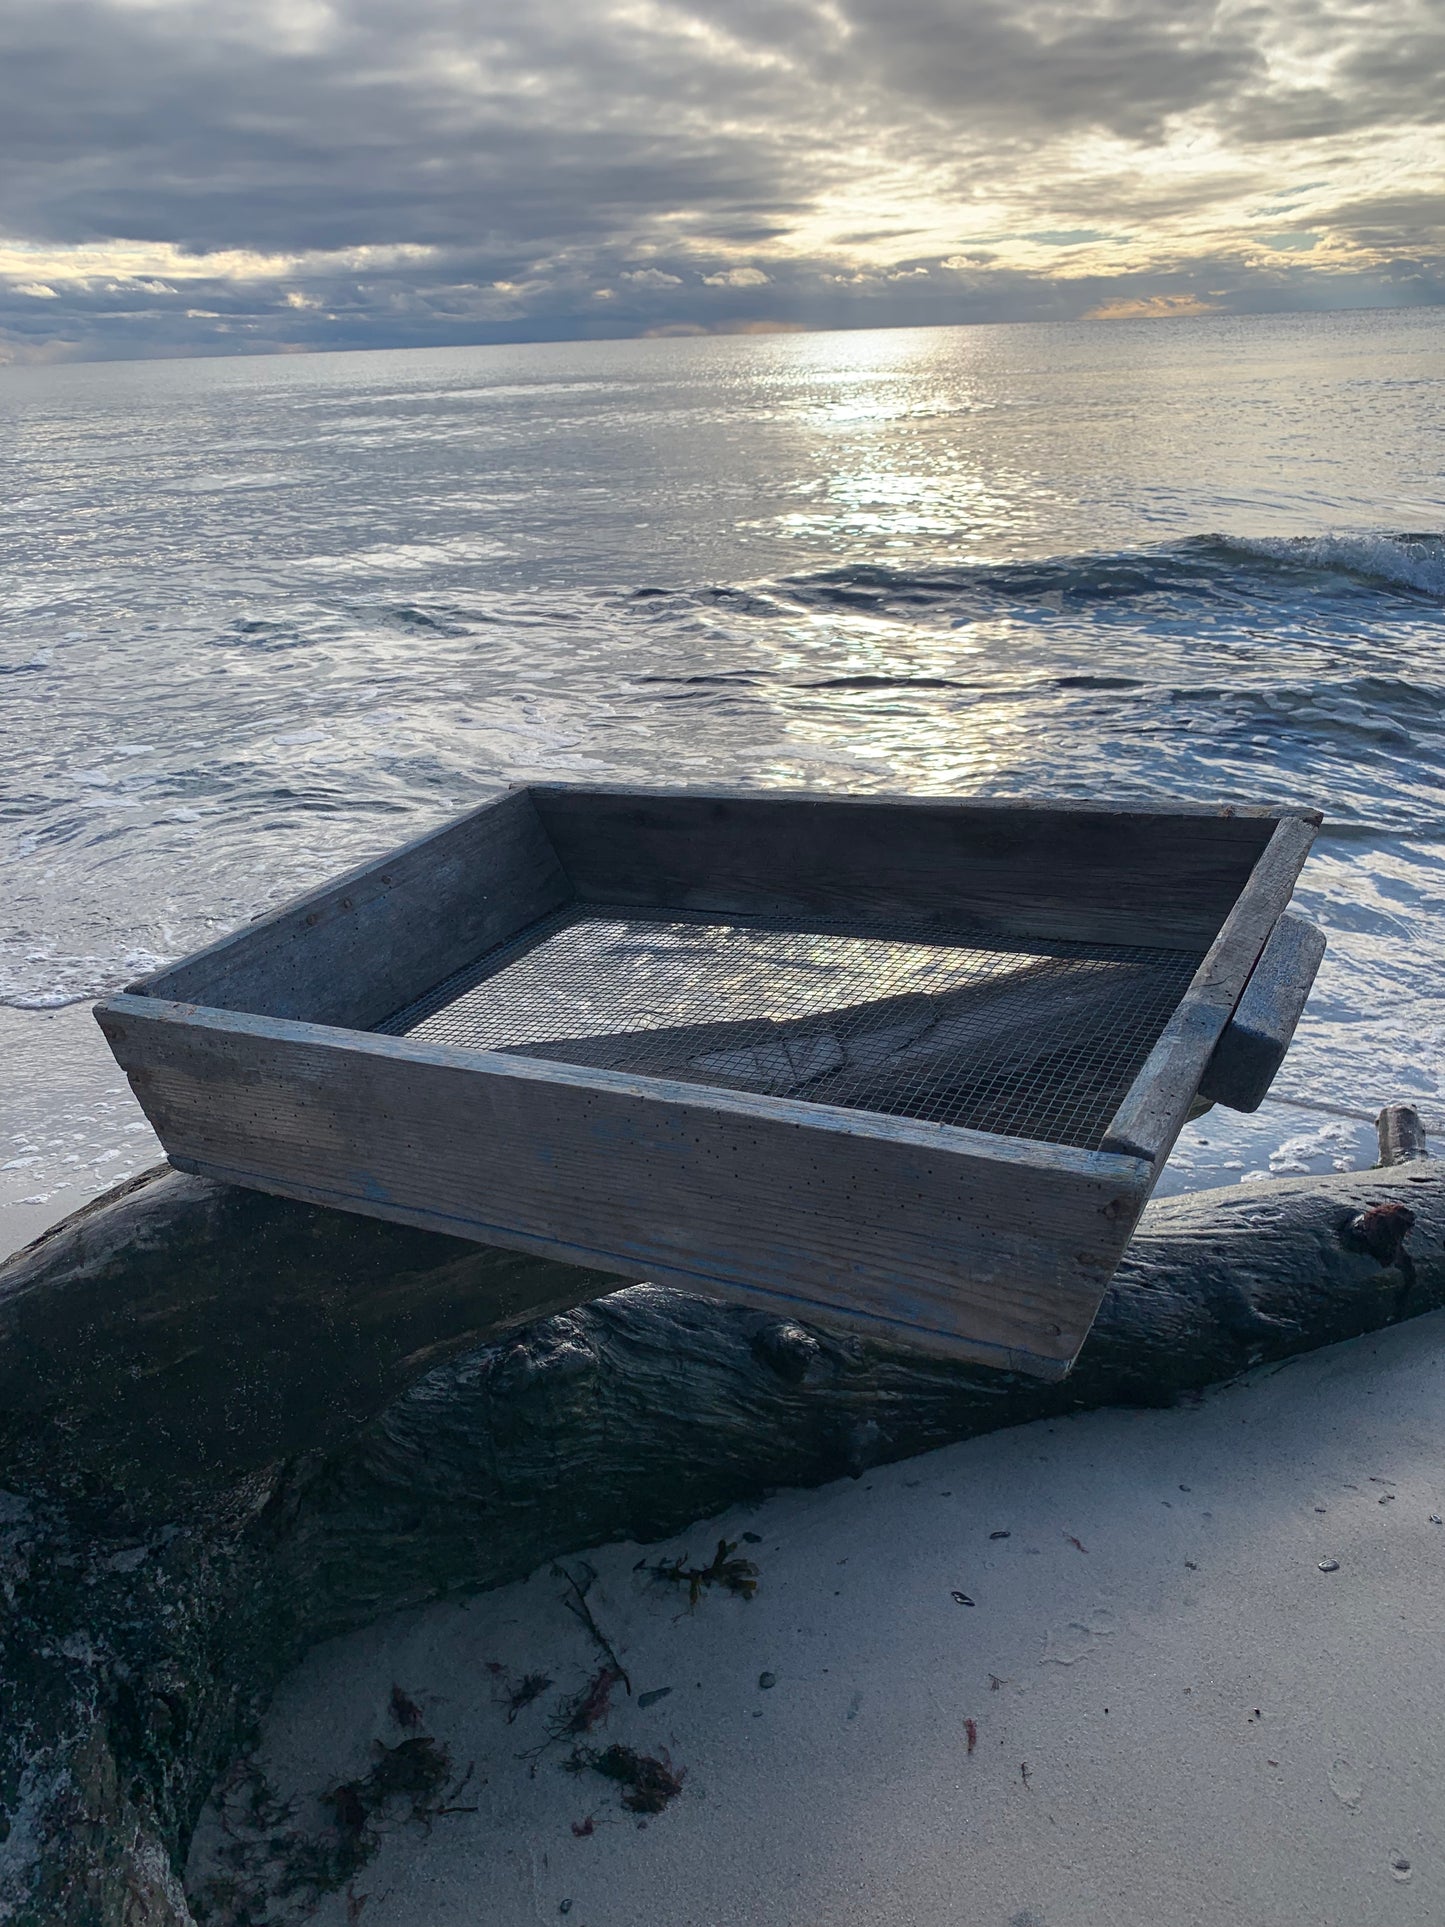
[378,908,1201,1150]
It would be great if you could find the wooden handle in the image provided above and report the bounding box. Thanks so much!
[1197,912,1326,1113]
[1377,1104,1430,1166]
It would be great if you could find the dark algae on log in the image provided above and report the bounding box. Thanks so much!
[1,1145,1440,1924]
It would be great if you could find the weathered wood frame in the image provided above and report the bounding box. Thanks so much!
[95,787,1321,1378]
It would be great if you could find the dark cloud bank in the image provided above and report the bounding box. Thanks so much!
[0,0,1440,362]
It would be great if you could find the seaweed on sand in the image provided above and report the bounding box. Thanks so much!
[568,1742,686,1815]
[648,1537,759,1609]
[550,1663,626,1740]
[191,1738,469,1923]
[484,1659,555,1723]
[506,1670,554,1722]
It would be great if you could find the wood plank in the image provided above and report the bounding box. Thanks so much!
[528,785,1290,951]
[530,784,1292,823]
[1101,814,1320,1163]
[95,996,1154,1379]
[1198,912,1327,1113]
[133,789,572,1030]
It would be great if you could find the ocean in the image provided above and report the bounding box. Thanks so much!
[1,306,1442,1226]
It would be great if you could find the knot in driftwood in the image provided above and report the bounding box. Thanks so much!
[1341,1201,1418,1269]
[751,1320,824,1383]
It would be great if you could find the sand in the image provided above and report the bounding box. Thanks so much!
[190,1312,1445,1927]
[1,991,1431,1922]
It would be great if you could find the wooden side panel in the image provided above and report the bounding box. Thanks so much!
[529,785,1283,950]
[133,790,572,1030]
[1102,815,1320,1164]
[95,997,1153,1379]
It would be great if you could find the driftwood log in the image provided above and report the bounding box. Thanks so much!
[0,1119,1439,1926]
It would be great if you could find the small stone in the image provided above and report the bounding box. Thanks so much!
[758,1671,777,1689]
[637,1687,672,1709]
[1430,1516,1442,1526]
[989,1531,1011,1540]
[560,1903,573,1916]
[1390,1854,1412,1882]
[952,1590,976,1606]
[742,1531,763,1544]
[1318,1557,1340,1573]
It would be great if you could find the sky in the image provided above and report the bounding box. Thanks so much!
[0,0,1441,363]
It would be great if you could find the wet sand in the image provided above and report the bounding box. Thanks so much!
[0,1004,158,1261]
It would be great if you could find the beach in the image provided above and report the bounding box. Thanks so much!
[3,314,1444,1925]
[189,1309,1445,1926]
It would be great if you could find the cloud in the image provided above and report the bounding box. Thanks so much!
[0,0,1438,361]
[642,316,808,335]
[1084,293,1221,321]
[825,0,1264,144]
[1313,190,1445,246]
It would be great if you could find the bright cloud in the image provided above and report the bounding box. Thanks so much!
[0,0,1438,361]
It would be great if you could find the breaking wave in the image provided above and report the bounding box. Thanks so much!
[724,532,1445,619]
[1219,532,1445,600]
